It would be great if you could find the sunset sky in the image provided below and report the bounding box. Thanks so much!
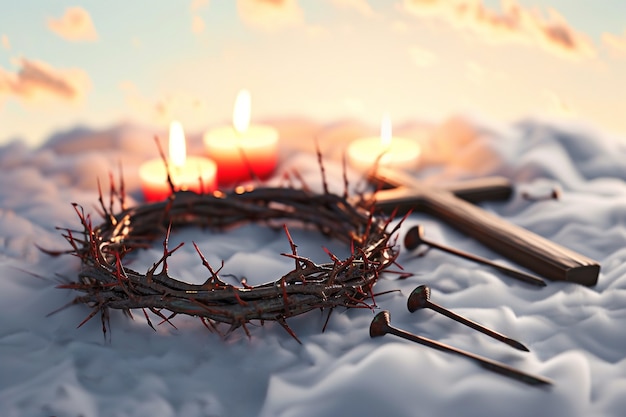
[2,0,626,147]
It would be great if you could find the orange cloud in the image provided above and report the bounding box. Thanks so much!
[237,0,304,30]
[403,0,595,59]
[0,58,90,104]
[47,7,98,42]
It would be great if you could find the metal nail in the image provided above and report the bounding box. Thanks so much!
[407,285,529,352]
[369,310,552,387]
[404,225,546,287]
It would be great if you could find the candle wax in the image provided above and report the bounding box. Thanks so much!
[139,156,217,202]
[347,136,420,172]
[203,125,279,185]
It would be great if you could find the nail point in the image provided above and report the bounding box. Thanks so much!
[510,339,531,352]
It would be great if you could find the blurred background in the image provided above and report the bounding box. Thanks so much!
[1,0,625,147]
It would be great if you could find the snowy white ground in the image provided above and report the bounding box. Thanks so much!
[1,115,626,417]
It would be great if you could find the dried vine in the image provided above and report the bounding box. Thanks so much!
[46,158,405,342]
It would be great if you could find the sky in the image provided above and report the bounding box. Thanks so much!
[1,0,626,147]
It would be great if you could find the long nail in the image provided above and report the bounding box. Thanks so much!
[404,225,546,287]
[369,311,552,387]
[407,285,529,352]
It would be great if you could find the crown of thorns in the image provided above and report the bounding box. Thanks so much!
[47,151,404,343]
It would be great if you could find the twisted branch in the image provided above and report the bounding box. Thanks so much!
[47,176,402,342]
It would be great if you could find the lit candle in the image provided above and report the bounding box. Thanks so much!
[203,90,279,185]
[347,114,421,171]
[139,121,217,202]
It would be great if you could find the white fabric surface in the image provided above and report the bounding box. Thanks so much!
[1,115,625,417]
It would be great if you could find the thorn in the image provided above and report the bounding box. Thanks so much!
[277,317,302,344]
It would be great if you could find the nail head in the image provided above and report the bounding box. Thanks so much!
[369,311,391,338]
[407,284,431,312]
[404,225,425,250]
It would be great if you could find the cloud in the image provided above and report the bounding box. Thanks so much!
[408,45,437,67]
[602,30,626,57]
[403,0,595,59]
[47,7,98,42]
[237,0,304,30]
[1,35,9,50]
[330,0,375,17]
[0,58,90,104]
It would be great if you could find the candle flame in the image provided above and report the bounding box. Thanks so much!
[380,114,392,147]
[233,89,251,133]
[169,120,186,168]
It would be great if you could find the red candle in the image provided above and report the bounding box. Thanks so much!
[203,90,279,185]
[139,121,217,202]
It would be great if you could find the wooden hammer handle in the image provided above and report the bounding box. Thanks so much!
[372,168,600,286]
